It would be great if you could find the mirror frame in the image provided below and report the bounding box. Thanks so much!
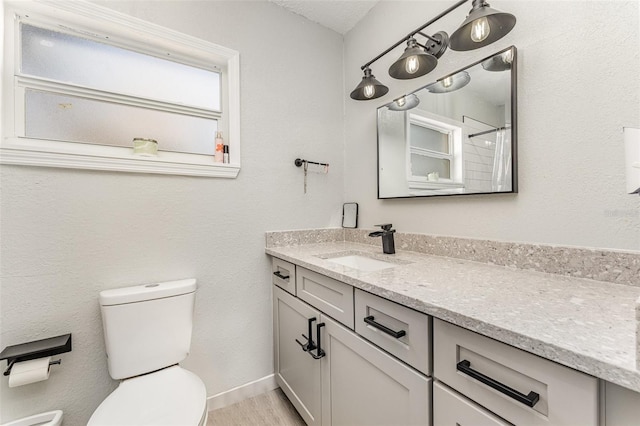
[376,46,518,199]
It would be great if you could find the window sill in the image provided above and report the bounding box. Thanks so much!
[0,137,240,178]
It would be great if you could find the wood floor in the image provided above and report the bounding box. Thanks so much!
[208,388,306,426]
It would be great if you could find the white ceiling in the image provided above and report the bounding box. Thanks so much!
[269,0,379,34]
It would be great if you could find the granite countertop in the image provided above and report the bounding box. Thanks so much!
[266,241,640,392]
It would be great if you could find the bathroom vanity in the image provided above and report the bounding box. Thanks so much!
[267,236,640,426]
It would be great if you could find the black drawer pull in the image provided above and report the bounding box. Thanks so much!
[456,360,540,408]
[273,271,290,281]
[295,317,317,352]
[363,316,406,339]
[310,323,326,360]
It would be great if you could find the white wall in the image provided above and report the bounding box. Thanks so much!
[0,1,344,424]
[345,0,640,251]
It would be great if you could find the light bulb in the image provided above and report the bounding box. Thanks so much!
[502,50,513,64]
[396,97,406,107]
[405,56,420,74]
[363,84,375,99]
[470,16,490,43]
[442,76,453,88]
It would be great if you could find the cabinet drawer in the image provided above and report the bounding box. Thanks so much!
[355,289,431,375]
[296,267,354,329]
[272,257,296,295]
[434,381,512,426]
[433,319,598,426]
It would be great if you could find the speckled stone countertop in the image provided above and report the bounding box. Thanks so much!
[266,241,640,392]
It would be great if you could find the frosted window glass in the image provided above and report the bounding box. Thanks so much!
[25,90,218,155]
[410,125,449,154]
[21,24,220,111]
[411,154,451,179]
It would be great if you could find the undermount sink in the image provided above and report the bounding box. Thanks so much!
[326,255,396,272]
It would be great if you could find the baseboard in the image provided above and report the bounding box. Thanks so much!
[207,374,278,412]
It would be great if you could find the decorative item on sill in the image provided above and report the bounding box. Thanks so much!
[294,158,329,194]
[132,138,158,156]
[349,0,516,101]
[214,131,224,163]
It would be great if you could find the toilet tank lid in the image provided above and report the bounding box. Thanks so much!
[100,279,197,306]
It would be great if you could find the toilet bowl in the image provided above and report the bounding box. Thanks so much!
[1,410,63,426]
[88,279,207,425]
[88,366,207,425]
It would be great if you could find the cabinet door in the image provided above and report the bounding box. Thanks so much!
[434,381,512,426]
[273,285,322,426]
[320,315,431,426]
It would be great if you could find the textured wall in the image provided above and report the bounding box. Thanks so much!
[0,1,343,424]
[344,0,640,251]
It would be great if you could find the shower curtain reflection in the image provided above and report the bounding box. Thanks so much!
[491,128,511,191]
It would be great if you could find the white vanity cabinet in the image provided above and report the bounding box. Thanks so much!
[602,382,640,426]
[272,263,431,426]
[273,284,322,425]
[433,319,599,426]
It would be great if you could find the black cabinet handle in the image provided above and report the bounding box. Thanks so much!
[364,316,406,339]
[273,271,290,281]
[295,317,317,352]
[310,323,326,360]
[456,360,540,408]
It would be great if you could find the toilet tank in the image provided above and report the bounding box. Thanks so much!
[99,279,197,380]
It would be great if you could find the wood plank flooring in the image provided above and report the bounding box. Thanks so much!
[208,388,306,426]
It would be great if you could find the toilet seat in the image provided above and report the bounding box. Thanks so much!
[88,366,207,426]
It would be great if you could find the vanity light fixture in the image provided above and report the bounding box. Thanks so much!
[350,0,515,101]
[426,71,471,93]
[388,33,448,80]
[449,0,516,51]
[481,49,513,71]
[350,67,389,100]
[388,94,420,111]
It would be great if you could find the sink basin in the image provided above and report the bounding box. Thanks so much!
[327,255,396,272]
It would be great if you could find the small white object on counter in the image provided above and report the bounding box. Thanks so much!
[637,296,640,370]
[624,127,640,194]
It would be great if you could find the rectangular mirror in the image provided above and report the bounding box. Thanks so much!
[377,46,517,198]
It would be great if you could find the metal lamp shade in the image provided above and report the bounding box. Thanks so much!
[482,50,513,71]
[426,71,471,93]
[389,44,438,79]
[350,68,389,100]
[450,2,516,51]
[388,94,420,111]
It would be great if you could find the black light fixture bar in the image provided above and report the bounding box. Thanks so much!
[360,0,468,71]
[416,31,443,45]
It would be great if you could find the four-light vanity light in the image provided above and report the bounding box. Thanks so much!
[350,0,516,101]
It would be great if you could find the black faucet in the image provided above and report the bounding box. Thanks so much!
[369,224,396,254]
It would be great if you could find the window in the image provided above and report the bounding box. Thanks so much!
[1,1,240,177]
[407,113,463,191]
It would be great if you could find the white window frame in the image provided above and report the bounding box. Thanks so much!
[1,0,241,178]
[406,112,464,190]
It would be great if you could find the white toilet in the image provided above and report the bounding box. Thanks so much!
[88,279,207,426]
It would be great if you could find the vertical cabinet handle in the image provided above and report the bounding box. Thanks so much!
[364,316,406,339]
[456,360,540,408]
[310,323,326,360]
[295,317,317,352]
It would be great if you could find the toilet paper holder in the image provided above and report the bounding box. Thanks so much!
[0,334,71,376]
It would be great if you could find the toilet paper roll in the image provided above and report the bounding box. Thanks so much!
[8,357,51,388]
